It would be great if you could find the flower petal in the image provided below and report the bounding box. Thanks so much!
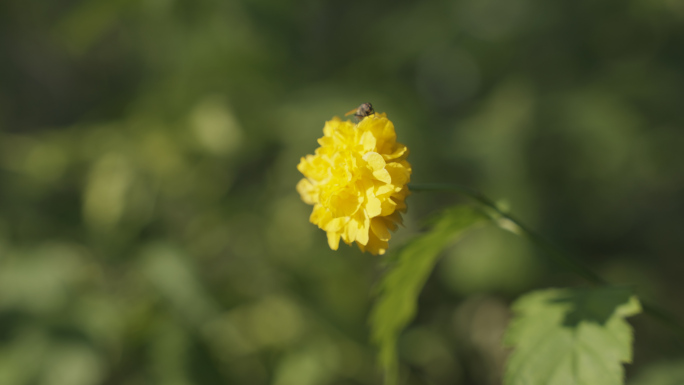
[370,217,391,241]
[296,113,411,255]
[373,169,391,184]
[353,212,371,246]
[360,130,377,152]
[366,195,382,218]
[327,231,341,250]
[296,178,317,205]
[362,152,386,171]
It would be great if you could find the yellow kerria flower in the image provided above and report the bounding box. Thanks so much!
[296,112,411,255]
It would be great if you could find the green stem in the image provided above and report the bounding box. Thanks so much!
[410,182,684,342]
[410,183,605,284]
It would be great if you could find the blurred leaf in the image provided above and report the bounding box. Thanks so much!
[140,243,218,324]
[42,343,103,385]
[629,359,684,385]
[504,287,642,385]
[0,330,50,385]
[83,153,135,230]
[272,340,338,385]
[55,0,136,54]
[3,0,684,382]
[189,96,244,156]
[369,205,487,385]
[0,243,85,315]
[439,224,538,295]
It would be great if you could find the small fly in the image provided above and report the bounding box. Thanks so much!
[345,102,375,120]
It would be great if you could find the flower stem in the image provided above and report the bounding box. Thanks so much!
[410,182,684,342]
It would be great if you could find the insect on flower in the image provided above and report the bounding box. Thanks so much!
[345,102,375,120]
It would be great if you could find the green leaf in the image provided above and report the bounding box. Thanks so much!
[504,287,642,385]
[369,205,487,385]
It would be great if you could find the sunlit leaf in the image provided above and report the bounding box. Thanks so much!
[504,287,642,385]
[370,205,487,385]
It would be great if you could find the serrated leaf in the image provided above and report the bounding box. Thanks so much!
[504,287,642,385]
[370,205,487,385]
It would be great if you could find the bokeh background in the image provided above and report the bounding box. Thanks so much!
[2,0,684,384]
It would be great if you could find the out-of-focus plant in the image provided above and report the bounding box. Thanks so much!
[296,108,684,385]
[4,0,684,384]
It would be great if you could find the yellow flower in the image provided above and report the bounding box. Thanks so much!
[296,112,411,255]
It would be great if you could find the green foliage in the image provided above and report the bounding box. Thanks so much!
[438,223,538,294]
[370,206,487,385]
[504,287,642,385]
[3,0,684,382]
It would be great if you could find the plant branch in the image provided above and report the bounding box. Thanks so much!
[410,182,684,342]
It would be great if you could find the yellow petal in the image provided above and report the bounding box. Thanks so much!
[380,198,397,216]
[365,186,382,217]
[365,232,389,255]
[360,130,377,152]
[327,231,341,250]
[370,217,391,241]
[355,214,370,245]
[366,195,382,217]
[345,219,358,243]
[324,217,347,232]
[297,111,411,254]
[373,169,391,184]
[330,191,361,217]
[383,144,407,160]
[296,179,317,205]
[375,183,395,196]
[309,204,328,226]
[386,162,410,186]
[362,152,386,171]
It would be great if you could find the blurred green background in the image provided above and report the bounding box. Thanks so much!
[2,0,684,384]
